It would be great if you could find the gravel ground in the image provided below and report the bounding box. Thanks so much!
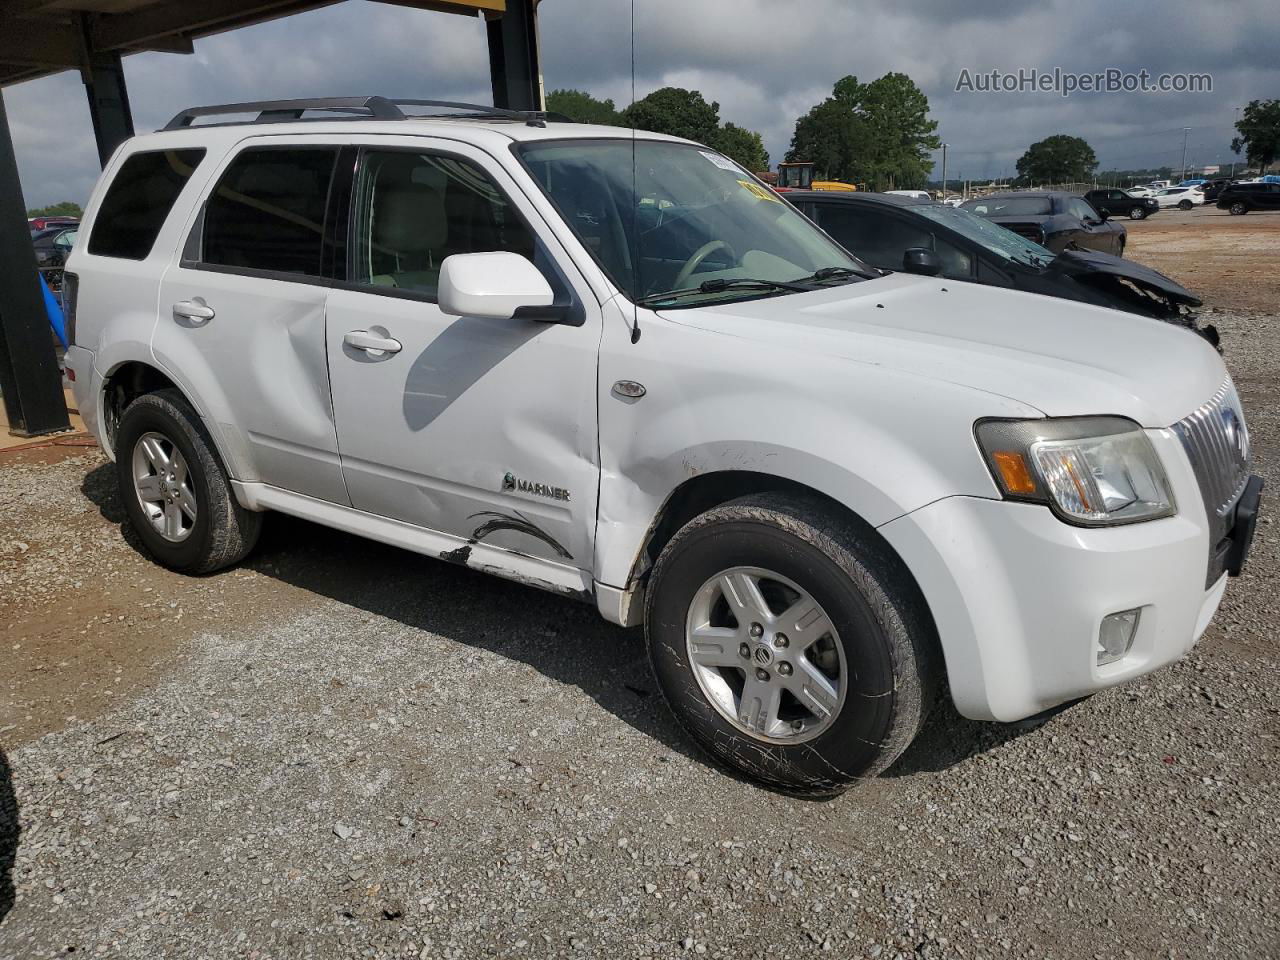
[2,234,1279,958]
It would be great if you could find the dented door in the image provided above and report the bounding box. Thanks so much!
[325,139,601,569]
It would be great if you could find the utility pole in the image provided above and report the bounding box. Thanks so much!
[1180,127,1190,181]
[941,143,948,200]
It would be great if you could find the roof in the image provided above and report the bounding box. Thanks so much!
[0,0,503,88]
[783,190,935,207]
[114,115,693,159]
[968,191,1066,201]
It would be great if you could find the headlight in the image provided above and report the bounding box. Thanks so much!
[976,417,1175,526]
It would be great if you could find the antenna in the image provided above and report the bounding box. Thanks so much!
[628,0,642,344]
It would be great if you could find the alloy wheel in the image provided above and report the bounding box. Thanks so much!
[685,566,847,743]
[132,431,197,543]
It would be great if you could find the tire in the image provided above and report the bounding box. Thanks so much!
[645,492,940,796]
[114,389,261,573]
[1178,199,1193,211]
[1127,206,1146,220]
[1117,238,1126,257]
[1229,202,1247,216]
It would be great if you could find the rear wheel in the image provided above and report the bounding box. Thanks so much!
[1127,206,1146,220]
[114,390,262,573]
[645,493,939,795]
[1229,201,1247,215]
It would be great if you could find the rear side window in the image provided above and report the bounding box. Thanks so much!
[201,147,337,277]
[87,149,205,259]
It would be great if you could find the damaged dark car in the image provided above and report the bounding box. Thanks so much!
[788,191,1215,346]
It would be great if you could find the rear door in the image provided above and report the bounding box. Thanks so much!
[154,139,348,504]
[323,138,601,573]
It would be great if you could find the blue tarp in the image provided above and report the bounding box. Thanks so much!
[41,273,66,348]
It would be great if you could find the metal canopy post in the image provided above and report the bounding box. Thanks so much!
[82,49,135,166]
[487,0,542,112]
[0,91,69,437]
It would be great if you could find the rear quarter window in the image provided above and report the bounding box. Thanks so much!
[87,149,206,259]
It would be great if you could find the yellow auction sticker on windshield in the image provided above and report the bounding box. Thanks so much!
[737,179,782,203]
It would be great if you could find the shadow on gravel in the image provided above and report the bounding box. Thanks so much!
[80,461,1034,785]
[0,747,18,923]
[885,697,1041,776]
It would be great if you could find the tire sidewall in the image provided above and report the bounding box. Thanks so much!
[647,517,901,790]
[1230,202,1246,215]
[1128,207,1145,220]
[1179,200,1192,210]
[114,396,216,571]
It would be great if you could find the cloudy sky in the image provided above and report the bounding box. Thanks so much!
[5,0,1277,207]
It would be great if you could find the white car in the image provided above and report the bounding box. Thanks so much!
[1125,186,1155,199]
[884,189,932,200]
[63,97,1259,795]
[941,195,965,207]
[1154,186,1206,210]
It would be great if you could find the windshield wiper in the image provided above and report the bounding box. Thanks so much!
[636,276,813,307]
[798,265,876,282]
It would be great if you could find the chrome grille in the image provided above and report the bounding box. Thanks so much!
[1172,378,1251,529]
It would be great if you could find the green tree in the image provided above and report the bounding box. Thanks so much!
[619,87,721,145]
[785,73,940,190]
[545,89,620,125]
[716,122,769,171]
[27,200,82,218]
[1232,99,1280,173]
[1014,135,1098,184]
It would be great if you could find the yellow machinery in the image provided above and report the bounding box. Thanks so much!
[773,161,857,193]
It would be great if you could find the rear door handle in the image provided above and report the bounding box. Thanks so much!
[173,299,215,323]
[344,330,402,355]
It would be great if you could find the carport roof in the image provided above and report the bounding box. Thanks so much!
[0,0,505,88]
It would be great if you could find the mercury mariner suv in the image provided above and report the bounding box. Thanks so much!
[63,97,1262,794]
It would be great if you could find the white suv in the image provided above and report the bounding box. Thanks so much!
[63,97,1261,794]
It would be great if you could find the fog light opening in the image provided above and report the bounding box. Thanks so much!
[1097,608,1141,666]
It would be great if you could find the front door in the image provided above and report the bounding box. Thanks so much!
[325,140,601,571]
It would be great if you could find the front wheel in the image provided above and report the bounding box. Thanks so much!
[114,389,262,573]
[1229,201,1247,215]
[1128,206,1147,220]
[1178,199,1193,210]
[645,493,940,795]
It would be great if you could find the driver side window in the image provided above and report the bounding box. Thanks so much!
[351,150,536,298]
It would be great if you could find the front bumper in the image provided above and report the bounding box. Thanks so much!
[879,429,1238,722]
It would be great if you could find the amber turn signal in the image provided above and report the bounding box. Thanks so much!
[991,451,1037,496]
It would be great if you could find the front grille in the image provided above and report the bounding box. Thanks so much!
[1173,379,1251,522]
[1172,378,1252,584]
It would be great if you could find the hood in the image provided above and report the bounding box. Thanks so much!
[1047,248,1202,312]
[660,273,1226,428]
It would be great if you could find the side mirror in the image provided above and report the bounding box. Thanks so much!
[902,247,942,276]
[438,251,554,320]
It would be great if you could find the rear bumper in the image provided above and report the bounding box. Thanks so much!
[63,346,104,453]
[879,431,1227,721]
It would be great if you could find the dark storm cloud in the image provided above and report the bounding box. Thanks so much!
[5,0,1278,206]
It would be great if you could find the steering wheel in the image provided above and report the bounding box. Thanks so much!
[672,240,737,290]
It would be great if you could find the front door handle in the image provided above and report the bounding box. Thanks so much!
[173,299,215,324]
[344,330,402,355]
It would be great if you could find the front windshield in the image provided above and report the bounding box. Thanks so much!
[517,139,867,307]
[960,196,1053,217]
[911,203,1054,267]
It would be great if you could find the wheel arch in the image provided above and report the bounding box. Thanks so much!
[601,468,941,656]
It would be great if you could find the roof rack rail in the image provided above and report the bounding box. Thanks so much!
[162,96,566,131]
[163,96,404,130]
